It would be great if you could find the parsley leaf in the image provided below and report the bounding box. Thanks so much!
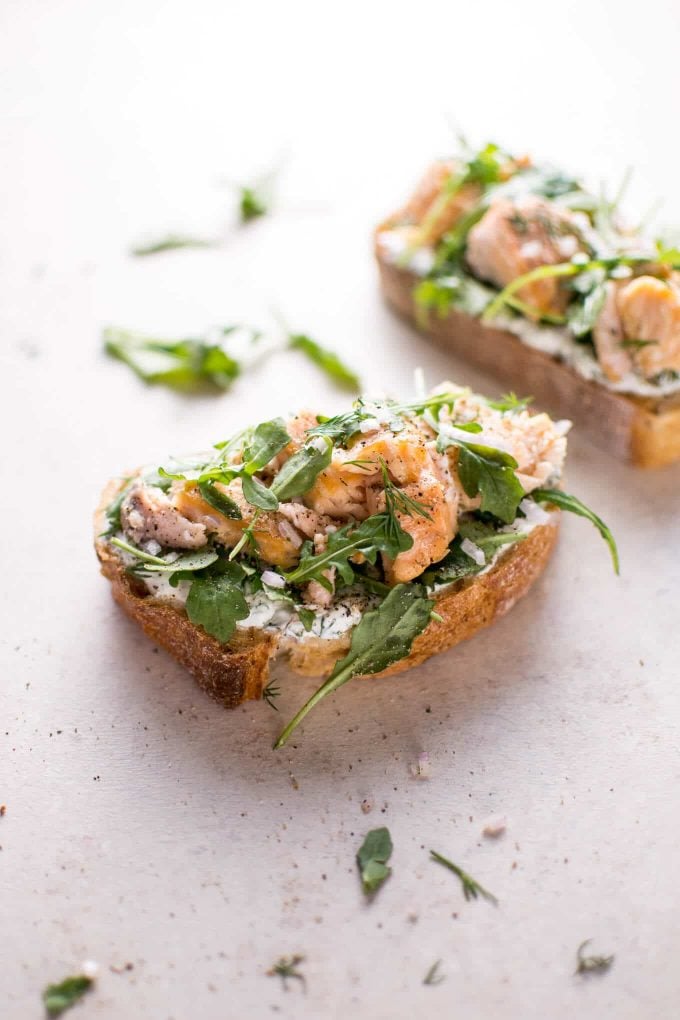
[283,512,412,591]
[104,327,242,391]
[531,489,619,572]
[270,438,333,502]
[130,234,219,257]
[43,975,94,1016]
[357,827,393,895]
[288,333,360,390]
[185,574,249,643]
[273,584,434,748]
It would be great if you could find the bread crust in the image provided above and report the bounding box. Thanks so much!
[375,231,680,468]
[95,478,559,709]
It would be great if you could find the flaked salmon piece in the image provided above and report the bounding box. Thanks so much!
[372,472,459,584]
[617,275,680,378]
[398,160,483,247]
[466,197,588,318]
[174,479,301,568]
[121,485,207,549]
[592,281,633,382]
[439,390,569,493]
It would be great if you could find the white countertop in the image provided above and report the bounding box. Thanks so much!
[2,2,680,1018]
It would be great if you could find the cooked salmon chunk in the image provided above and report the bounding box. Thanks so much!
[616,275,680,378]
[466,197,588,318]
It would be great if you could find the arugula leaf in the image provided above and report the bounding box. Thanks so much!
[185,574,250,642]
[130,234,218,257]
[103,480,132,536]
[414,274,492,324]
[270,438,333,502]
[422,520,525,586]
[288,333,360,390]
[104,327,241,391]
[531,488,619,573]
[132,549,219,576]
[283,512,412,590]
[437,434,524,524]
[242,418,290,473]
[198,479,243,519]
[43,975,93,1016]
[239,185,268,222]
[567,282,607,338]
[357,827,393,895]
[306,393,460,448]
[273,584,434,748]
[241,473,279,511]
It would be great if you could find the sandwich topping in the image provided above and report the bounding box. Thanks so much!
[103,384,616,745]
[377,142,680,398]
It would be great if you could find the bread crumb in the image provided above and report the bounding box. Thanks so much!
[360,799,373,814]
[0,805,6,817]
[482,815,507,838]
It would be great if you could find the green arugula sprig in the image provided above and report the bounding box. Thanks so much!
[307,392,460,447]
[288,333,360,390]
[430,850,498,906]
[421,518,526,586]
[283,512,412,592]
[104,326,248,391]
[436,429,524,524]
[274,584,434,748]
[532,488,619,573]
[357,827,393,895]
[130,234,219,257]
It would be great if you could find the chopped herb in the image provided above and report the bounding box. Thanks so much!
[130,234,219,257]
[307,392,459,448]
[297,607,315,631]
[575,939,614,975]
[283,512,412,591]
[185,574,250,643]
[239,185,268,223]
[242,418,290,473]
[270,437,333,502]
[487,392,533,413]
[437,433,524,524]
[262,681,281,710]
[267,954,306,991]
[104,326,242,391]
[430,850,498,906]
[274,584,434,748]
[423,960,445,986]
[42,975,94,1017]
[241,473,279,511]
[288,333,360,390]
[380,459,432,521]
[567,282,607,338]
[197,479,243,519]
[356,826,393,895]
[532,488,619,573]
[620,338,659,350]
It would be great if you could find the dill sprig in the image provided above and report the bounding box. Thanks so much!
[262,682,281,710]
[430,850,498,906]
[380,459,432,522]
[423,960,445,986]
[575,940,614,975]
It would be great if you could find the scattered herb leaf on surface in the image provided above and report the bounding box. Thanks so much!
[43,975,93,1017]
[288,333,360,390]
[267,955,306,991]
[423,960,445,986]
[430,850,498,905]
[130,234,219,257]
[575,939,614,975]
[357,826,393,895]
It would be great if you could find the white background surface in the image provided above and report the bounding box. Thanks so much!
[2,2,680,1018]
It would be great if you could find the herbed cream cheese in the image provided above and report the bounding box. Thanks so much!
[377,229,680,400]
[113,510,547,644]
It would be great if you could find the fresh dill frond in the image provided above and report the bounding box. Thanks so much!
[380,459,432,522]
[262,682,281,710]
[430,850,498,905]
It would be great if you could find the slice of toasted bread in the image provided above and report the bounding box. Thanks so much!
[95,479,559,709]
[375,238,680,469]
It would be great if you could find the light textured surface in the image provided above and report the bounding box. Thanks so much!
[2,2,680,1018]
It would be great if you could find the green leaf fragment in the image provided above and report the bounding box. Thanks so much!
[356,826,393,895]
[288,333,360,390]
[532,488,619,573]
[185,574,250,643]
[43,975,93,1016]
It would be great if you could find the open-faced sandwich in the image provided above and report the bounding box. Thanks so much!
[375,142,680,467]
[95,384,616,747]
